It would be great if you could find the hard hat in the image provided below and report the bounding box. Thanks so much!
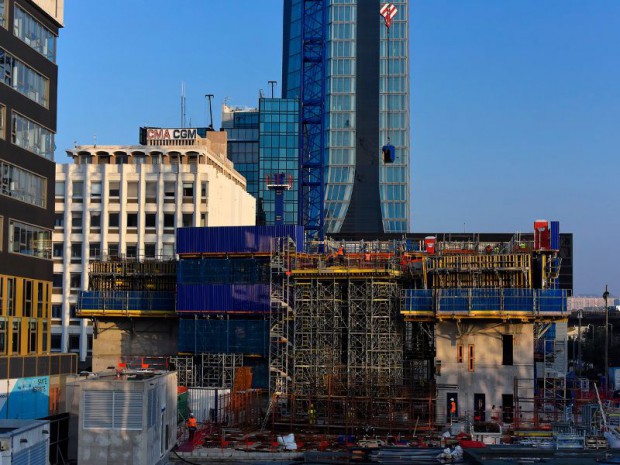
[450,398,454,401]
[190,413,194,417]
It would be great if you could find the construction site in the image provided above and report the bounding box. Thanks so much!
[159,223,571,436]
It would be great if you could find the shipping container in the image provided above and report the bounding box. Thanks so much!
[176,225,305,254]
[534,220,551,250]
[176,284,270,313]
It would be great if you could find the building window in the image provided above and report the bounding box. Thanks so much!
[28,320,37,353]
[90,212,101,229]
[163,213,174,229]
[52,242,63,258]
[127,213,138,228]
[79,154,92,164]
[5,277,14,316]
[24,280,32,317]
[145,213,156,229]
[55,181,64,197]
[37,282,44,318]
[11,320,20,354]
[89,243,101,260]
[0,49,50,107]
[502,335,514,366]
[145,181,156,201]
[162,243,174,258]
[0,319,6,355]
[144,243,156,258]
[8,220,51,258]
[71,211,82,232]
[182,213,193,227]
[108,212,119,228]
[0,215,3,251]
[72,181,83,200]
[200,213,207,227]
[468,345,475,372]
[51,334,61,352]
[68,334,80,352]
[164,181,175,198]
[71,243,82,261]
[51,304,62,319]
[201,181,208,199]
[54,213,64,228]
[108,243,119,258]
[0,159,47,208]
[91,181,102,199]
[126,244,137,258]
[457,344,464,364]
[182,182,194,198]
[69,274,81,289]
[115,154,128,164]
[11,113,54,159]
[52,274,62,288]
[109,181,120,198]
[13,4,57,62]
[127,182,138,199]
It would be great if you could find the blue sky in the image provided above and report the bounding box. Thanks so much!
[56,1,620,295]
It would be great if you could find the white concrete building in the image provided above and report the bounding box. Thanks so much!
[52,130,256,365]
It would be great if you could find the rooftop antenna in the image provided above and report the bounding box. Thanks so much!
[93,134,97,148]
[181,82,187,128]
[205,94,214,131]
[268,80,277,98]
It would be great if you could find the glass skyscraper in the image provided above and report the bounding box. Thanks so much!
[282,0,410,234]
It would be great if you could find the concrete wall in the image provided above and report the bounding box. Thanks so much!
[67,371,177,465]
[434,321,535,424]
[92,319,178,372]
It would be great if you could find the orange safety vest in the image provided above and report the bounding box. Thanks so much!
[187,417,197,428]
[450,401,456,414]
[337,247,344,256]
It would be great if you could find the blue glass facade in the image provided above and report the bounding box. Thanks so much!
[222,100,300,225]
[259,98,300,225]
[283,0,410,234]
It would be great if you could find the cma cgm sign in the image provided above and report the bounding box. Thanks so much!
[142,127,198,144]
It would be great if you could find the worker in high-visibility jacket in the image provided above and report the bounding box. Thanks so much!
[186,413,197,441]
[308,404,316,425]
[449,398,457,424]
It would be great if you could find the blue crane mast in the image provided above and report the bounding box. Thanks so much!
[298,0,327,243]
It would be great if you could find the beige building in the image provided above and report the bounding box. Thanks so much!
[52,129,256,365]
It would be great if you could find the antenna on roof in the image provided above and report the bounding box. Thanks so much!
[268,80,277,98]
[93,134,97,148]
[181,82,187,128]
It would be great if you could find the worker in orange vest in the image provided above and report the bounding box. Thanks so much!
[186,413,197,441]
[337,246,345,265]
[450,398,457,424]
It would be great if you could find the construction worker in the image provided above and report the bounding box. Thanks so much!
[337,245,345,266]
[308,403,316,425]
[449,398,457,424]
[186,413,197,441]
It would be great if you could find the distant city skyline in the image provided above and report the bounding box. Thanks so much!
[55,1,620,295]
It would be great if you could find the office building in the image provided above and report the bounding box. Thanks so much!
[222,98,300,225]
[0,0,77,420]
[282,0,410,234]
[52,129,256,366]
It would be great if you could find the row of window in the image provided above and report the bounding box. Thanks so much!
[454,336,514,371]
[0,158,47,207]
[50,333,92,353]
[9,220,51,259]
[12,111,54,159]
[52,243,176,269]
[0,275,49,319]
[56,180,209,200]
[14,4,57,62]
[0,47,50,107]
[0,317,46,355]
[56,211,203,231]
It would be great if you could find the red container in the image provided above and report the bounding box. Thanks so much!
[424,236,436,254]
[534,220,550,250]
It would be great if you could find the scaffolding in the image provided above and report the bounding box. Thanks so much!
[88,259,177,292]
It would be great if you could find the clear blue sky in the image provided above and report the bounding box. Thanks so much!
[56,1,620,296]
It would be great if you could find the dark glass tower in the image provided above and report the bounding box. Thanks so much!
[283,0,410,234]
